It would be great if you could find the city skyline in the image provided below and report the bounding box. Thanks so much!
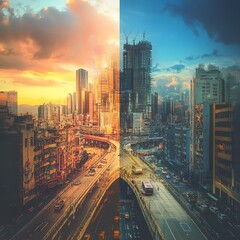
[121,0,240,92]
[0,0,119,105]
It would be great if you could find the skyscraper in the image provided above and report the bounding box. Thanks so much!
[0,91,18,115]
[76,69,88,114]
[123,38,152,118]
[67,93,72,114]
[190,64,225,184]
[212,102,240,222]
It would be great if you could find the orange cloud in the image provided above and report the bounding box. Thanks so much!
[0,0,119,104]
[166,77,178,87]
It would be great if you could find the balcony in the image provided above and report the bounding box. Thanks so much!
[216,152,232,161]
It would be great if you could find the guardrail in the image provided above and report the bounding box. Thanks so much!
[74,170,120,240]
[125,142,215,240]
[43,145,118,239]
[121,169,165,240]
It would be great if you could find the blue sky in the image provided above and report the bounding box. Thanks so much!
[120,0,240,89]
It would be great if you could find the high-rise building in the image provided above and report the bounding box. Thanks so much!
[38,103,60,122]
[190,64,225,185]
[76,69,88,114]
[212,102,240,222]
[72,92,76,113]
[67,93,72,114]
[122,38,152,118]
[0,115,35,213]
[84,91,94,121]
[0,91,18,115]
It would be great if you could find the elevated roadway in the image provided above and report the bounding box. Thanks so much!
[121,144,208,240]
[9,137,119,240]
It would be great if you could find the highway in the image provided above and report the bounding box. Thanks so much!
[9,140,119,240]
[121,144,208,240]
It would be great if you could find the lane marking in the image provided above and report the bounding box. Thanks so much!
[34,222,45,231]
[180,222,191,232]
[151,198,177,240]
[41,222,49,231]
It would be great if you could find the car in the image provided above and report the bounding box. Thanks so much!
[83,234,91,240]
[114,216,120,222]
[197,204,208,213]
[217,213,227,221]
[172,178,179,183]
[162,170,167,174]
[209,206,219,214]
[54,199,65,211]
[124,213,130,220]
[98,231,105,240]
[166,174,172,179]
[72,180,81,185]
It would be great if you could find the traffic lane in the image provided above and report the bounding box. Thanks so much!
[120,204,142,240]
[150,181,207,240]
[200,211,239,240]
[84,181,120,240]
[122,147,207,240]
[13,150,117,239]
[162,173,239,240]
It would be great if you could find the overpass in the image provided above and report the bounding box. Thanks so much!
[9,135,208,240]
[9,136,119,240]
[121,143,209,240]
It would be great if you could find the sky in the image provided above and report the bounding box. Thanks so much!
[0,0,119,105]
[121,0,240,91]
[1,0,240,105]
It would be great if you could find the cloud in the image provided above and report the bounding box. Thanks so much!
[152,63,161,73]
[165,64,185,73]
[166,0,240,45]
[0,0,118,72]
[166,77,178,87]
[186,49,222,61]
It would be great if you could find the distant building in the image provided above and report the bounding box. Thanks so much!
[85,91,94,121]
[67,93,72,114]
[72,92,76,113]
[190,64,225,185]
[38,103,60,122]
[0,91,18,115]
[76,69,88,114]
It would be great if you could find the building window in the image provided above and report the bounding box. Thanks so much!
[25,138,28,147]
[30,137,34,146]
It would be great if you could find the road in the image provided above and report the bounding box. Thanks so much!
[121,144,208,240]
[9,142,119,240]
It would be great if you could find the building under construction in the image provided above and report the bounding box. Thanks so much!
[122,37,152,119]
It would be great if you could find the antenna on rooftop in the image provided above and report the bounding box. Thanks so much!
[124,32,128,44]
[143,31,146,40]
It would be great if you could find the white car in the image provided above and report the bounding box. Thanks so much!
[217,213,227,221]
[209,206,218,214]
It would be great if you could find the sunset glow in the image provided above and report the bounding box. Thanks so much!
[0,0,119,105]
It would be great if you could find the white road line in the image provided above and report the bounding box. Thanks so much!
[34,222,45,231]
[151,198,177,240]
[180,222,191,232]
[41,222,49,231]
[228,230,236,238]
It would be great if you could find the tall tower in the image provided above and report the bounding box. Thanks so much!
[190,64,224,183]
[76,69,88,114]
[67,93,72,114]
[123,39,152,118]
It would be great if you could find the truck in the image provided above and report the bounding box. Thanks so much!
[132,164,143,174]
